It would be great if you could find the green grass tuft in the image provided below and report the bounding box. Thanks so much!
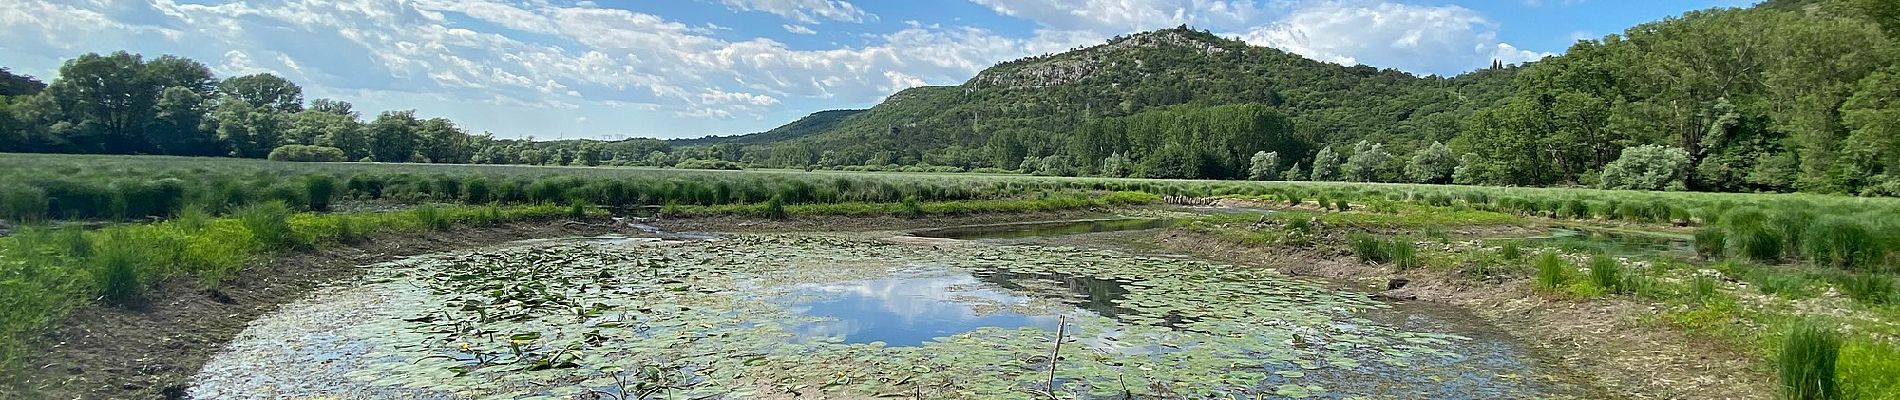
[1534,252,1570,290]
[236,201,297,249]
[1780,320,1840,400]
[91,230,145,306]
[1587,255,1623,294]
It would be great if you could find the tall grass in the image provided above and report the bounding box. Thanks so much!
[1805,216,1880,271]
[1587,255,1623,294]
[236,201,296,249]
[91,230,146,306]
[1780,320,1840,400]
[1534,252,1570,290]
[415,203,449,231]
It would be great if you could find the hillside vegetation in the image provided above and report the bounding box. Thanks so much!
[1,0,1896,196]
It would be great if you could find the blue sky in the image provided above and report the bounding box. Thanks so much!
[1,0,1754,140]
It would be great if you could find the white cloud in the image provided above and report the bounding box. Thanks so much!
[969,0,1264,32]
[714,0,874,24]
[782,24,817,35]
[1236,2,1553,75]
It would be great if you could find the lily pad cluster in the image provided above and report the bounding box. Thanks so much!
[192,235,1579,399]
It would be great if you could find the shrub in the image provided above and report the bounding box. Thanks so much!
[266,144,348,162]
[236,201,296,249]
[1534,253,1570,290]
[1588,255,1624,294]
[1780,320,1840,400]
[463,178,492,204]
[1598,144,1690,191]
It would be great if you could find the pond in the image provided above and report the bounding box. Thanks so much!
[190,232,1598,399]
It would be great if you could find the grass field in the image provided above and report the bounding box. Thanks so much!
[3,153,1899,398]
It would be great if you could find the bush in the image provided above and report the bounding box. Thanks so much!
[1780,320,1840,400]
[236,201,296,249]
[1598,144,1690,191]
[266,145,348,162]
[1534,253,1570,290]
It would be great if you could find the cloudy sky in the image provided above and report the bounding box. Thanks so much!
[1,0,1752,140]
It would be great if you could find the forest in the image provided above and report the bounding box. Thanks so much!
[2,0,1897,196]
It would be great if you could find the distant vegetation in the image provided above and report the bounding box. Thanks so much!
[2,0,1897,197]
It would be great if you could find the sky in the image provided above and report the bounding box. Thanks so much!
[1,0,1756,140]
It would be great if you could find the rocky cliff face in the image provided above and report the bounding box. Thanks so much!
[967,28,1233,89]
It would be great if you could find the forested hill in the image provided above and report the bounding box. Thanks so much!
[668,109,864,147]
[729,0,1900,195]
[734,27,1519,178]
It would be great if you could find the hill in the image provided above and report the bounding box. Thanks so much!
[717,26,1518,178]
[669,109,864,147]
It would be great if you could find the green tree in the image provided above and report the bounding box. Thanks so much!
[1341,141,1391,182]
[1248,151,1279,180]
[1600,144,1692,191]
[218,73,303,113]
[1310,146,1342,181]
[1405,142,1456,184]
[145,86,217,155]
[211,100,288,158]
[46,51,157,154]
[1102,152,1132,177]
[367,110,421,162]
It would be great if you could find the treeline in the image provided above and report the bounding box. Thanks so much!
[1451,0,1900,196]
[0,53,740,168]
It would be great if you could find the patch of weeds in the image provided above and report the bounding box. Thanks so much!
[1691,275,1722,306]
[1805,216,1881,271]
[1780,319,1840,400]
[1534,252,1570,290]
[567,200,589,220]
